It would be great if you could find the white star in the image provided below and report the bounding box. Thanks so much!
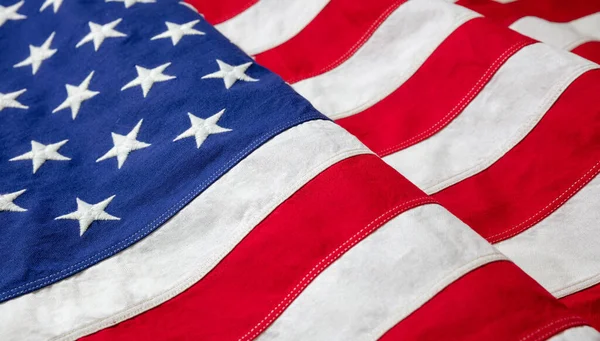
[0,1,26,27]
[55,196,120,236]
[76,18,127,51]
[14,32,57,75]
[10,140,70,174]
[40,0,63,13]
[201,60,258,89]
[151,20,204,46]
[52,71,99,120]
[0,89,28,112]
[121,62,176,98]
[174,110,231,148]
[97,119,151,169]
[0,189,27,212]
[106,0,155,8]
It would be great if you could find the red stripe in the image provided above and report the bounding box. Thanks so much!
[562,283,600,331]
[83,155,433,341]
[254,0,406,84]
[433,70,600,243]
[456,0,600,26]
[381,261,587,341]
[187,0,258,24]
[572,42,600,65]
[455,0,525,26]
[336,18,531,156]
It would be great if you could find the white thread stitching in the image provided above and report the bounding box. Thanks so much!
[421,62,598,194]
[378,40,529,156]
[287,0,406,84]
[52,146,372,341]
[553,271,600,299]
[489,160,600,242]
[364,253,507,340]
[518,317,585,341]
[238,197,437,341]
[327,10,480,120]
[0,105,322,301]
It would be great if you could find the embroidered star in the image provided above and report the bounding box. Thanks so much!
[174,110,231,148]
[121,62,176,98]
[55,196,120,236]
[0,189,27,212]
[106,0,155,8]
[76,19,126,51]
[40,0,63,13]
[97,119,151,169]
[0,1,26,27]
[52,71,99,119]
[151,20,204,46]
[201,60,258,89]
[0,89,28,112]
[14,32,57,75]
[10,140,70,174]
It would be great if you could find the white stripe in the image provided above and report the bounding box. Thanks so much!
[0,120,371,341]
[496,174,600,299]
[383,43,597,194]
[215,0,330,55]
[548,326,600,341]
[510,13,600,51]
[257,204,506,341]
[291,0,479,120]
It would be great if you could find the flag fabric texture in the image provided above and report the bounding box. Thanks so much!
[0,0,598,340]
[188,0,600,335]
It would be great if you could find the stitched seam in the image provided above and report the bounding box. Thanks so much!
[378,40,529,156]
[287,0,407,84]
[529,322,587,341]
[52,147,372,341]
[328,10,480,120]
[555,20,597,51]
[421,62,597,194]
[554,272,600,299]
[518,317,586,341]
[564,37,595,52]
[238,197,437,341]
[0,95,321,301]
[2,113,317,296]
[489,160,600,243]
[366,253,507,340]
[239,197,436,341]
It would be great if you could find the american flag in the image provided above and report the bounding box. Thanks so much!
[0,0,598,340]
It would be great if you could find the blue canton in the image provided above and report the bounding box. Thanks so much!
[0,0,324,302]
